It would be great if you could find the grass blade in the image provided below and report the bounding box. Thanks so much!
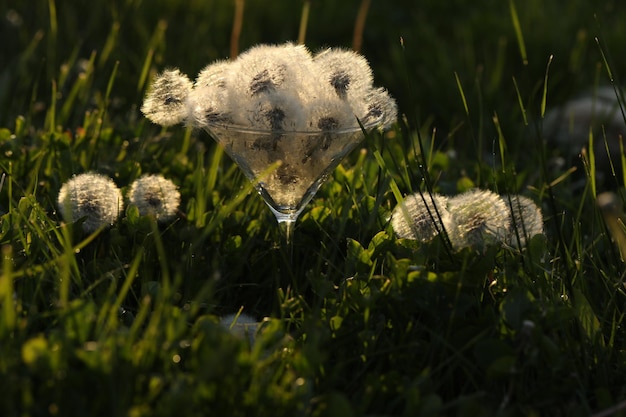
[509,0,528,65]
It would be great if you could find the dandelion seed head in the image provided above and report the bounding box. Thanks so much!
[57,172,123,232]
[505,195,544,248]
[330,71,351,99]
[250,66,286,95]
[141,69,193,126]
[231,43,312,99]
[391,193,453,242]
[195,60,231,90]
[304,96,356,131]
[361,88,398,129]
[242,91,304,131]
[313,48,373,101]
[187,61,233,128]
[128,174,180,222]
[318,117,338,131]
[447,189,510,251]
[186,84,232,128]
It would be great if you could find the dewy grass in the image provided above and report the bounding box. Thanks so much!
[3,1,626,416]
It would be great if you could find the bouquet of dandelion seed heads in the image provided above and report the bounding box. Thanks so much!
[391,189,544,252]
[141,43,397,209]
[141,42,397,132]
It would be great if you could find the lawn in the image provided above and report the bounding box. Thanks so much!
[2,0,626,415]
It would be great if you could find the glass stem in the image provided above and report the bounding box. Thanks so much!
[277,217,296,262]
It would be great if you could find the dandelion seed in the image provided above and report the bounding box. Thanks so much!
[504,195,544,248]
[141,69,193,126]
[447,189,510,251]
[127,175,180,222]
[391,193,454,242]
[57,172,123,232]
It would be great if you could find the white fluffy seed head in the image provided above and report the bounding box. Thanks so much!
[195,60,232,90]
[57,172,123,232]
[447,189,511,251]
[141,69,193,126]
[187,61,233,128]
[303,95,357,131]
[224,44,313,130]
[313,48,374,101]
[391,193,453,242]
[360,87,398,129]
[504,195,544,248]
[229,43,312,98]
[187,84,232,128]
[237,91,305,131]
[127,174,181,222]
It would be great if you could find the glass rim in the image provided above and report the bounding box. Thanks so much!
[201,119,381,135]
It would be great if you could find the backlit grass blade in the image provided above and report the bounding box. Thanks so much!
[541,55,553,119]
[492,112,507,173]
[137,48,154,93]
[0,245,16,335]
[512,76,528,126]
[98,21,120,68]
[297,0,311,45]
[454,72,469,116]
[102,246,144,333]
[595,36,614,82]
[509,0,528,65]
[372,149,403,205]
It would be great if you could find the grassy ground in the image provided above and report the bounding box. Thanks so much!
[2,0,626,415]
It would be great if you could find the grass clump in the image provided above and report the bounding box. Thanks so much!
[2,0,626,416]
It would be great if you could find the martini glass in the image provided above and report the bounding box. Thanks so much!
[202,122,375,248]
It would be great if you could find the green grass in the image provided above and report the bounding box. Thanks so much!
[2,0,626,415]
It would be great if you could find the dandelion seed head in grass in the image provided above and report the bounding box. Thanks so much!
[391,193,454,242]
[447,189,510,251]
[128,175,180,222]
[57,172,123,232]
[505,195,544,248]
[141,69,193,126]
